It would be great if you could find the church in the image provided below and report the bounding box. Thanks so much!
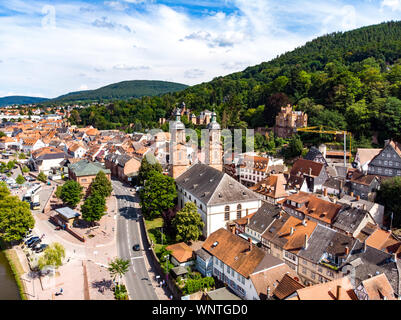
[170,108,262,237]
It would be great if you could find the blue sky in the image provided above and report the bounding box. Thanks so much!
[0,0,401,98]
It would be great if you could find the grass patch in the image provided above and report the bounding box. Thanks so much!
[144,217,175,255]
[4,249,27,300]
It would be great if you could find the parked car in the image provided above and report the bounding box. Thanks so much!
[25,236,39,245]
[132,244,140,251]
[28,239,41,248]
[35,244,48,253]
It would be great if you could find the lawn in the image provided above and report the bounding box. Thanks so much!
[144,217,175,255]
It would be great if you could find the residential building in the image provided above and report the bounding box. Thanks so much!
[304,146,328,167]
[197,228,296,300]
[104,154,141,183]
[368,140,401,177]
[68,159,111,189]
[166,242,194,267]
[346,170,381,201]
[354,273,396,300]
[238,155,284,187]
[355,148,382,174]
[29,147,68,174]
[250,174,288,204]
[287,159,328,193]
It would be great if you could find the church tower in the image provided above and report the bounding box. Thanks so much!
[169,109,189,179]
[205,112,223,171]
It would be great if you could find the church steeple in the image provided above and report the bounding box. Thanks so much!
[169,108,189,178]
[206,111,222,171]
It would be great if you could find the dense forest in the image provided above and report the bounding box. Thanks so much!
[46,80,188,104]
[0,96,49,107]
[69,21,401,150]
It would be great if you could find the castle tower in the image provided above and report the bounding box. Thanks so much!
[169,109,189,179]
[205,112,223,171]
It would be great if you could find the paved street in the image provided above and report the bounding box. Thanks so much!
[113,180,158,300]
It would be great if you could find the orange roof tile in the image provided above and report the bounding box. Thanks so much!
[361,273,396,300]
[166,242,194,263]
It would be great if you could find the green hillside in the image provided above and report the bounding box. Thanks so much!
[49,80,188,104]
[72,21,401,147]
[0,96,49,107]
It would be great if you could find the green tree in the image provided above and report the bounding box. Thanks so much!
[139,171,177,219]
[6,160,15,170]
[81,193,106,224]
[21,165,29,173]
[284,135,304,159]
[377,177,401,228]
[0,190,35,243]
[108,258,130,287]
[90,171,112,198]
[37,171,47,183]
[172,202,204,243]
[16,174,25,185]
[137,155,162,186]
[345,99,371,139]
[59,180,83,208]
[37,243,65,270]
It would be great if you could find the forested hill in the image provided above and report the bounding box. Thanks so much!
[71,21,401,146]
[48,80,188,104]
[0,96,49,107]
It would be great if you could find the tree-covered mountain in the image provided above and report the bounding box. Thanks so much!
[71,21,401,148]
[48,80,188,104]
[0,96,49,107]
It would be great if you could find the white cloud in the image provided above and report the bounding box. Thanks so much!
[381,0,401,11]
[0,0,400,98]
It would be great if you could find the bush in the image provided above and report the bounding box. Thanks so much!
[182,277,215,295]
[114,284,128,300]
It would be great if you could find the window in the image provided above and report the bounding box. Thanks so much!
[326,270,334,277]
[194,200,197,205]
[189,195,192,200]
[318,267,323,273]
[311,272,316,280]
[225,206,230,221]
[237,204,242,219]
[302,267,307,274]
[303,259,308,265]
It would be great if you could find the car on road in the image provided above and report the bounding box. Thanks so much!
[133,244,141,251]
[25,236,39,245]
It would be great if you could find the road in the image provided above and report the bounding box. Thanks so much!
[113,180,158,300]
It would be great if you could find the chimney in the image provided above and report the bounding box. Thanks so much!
[350,192,354,197]
[302,219,307,227]
[304,234,309,249]
[392,253,397,263]
[267,287,271,299]
[309,167,312,176]
[345,246,349,255]
[247,217,250,225]
[248,237,252,252]
[324,188,328,197]
[356,195,360,201]
[232,226,236,234]
[336,285,342,300]
[363,241,367,253]
[290,227,295,235]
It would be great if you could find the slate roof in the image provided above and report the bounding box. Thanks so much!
[206,287,242,300]
[323,177,343,190]
[247,202,282,235]
[290,159,324,177]
[345,241,401,295]
[55,207,80,220]
[176,163,261,206]
[68,159,110,177]
[298,224,337,263]
[332,206,369,235]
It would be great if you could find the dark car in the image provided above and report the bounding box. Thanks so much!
[28,239,41,248]
[132,244,140,251]
[25,236,39,245]
[35,244,48,253]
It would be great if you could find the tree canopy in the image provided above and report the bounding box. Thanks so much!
[139,171,177,219]
[90,171,112,198]
[172,202,204,243]
[376,177,401,228]
[81,192,106,224]
[37,243,65,270]
[59,180,83,208]
[137,155,162,186]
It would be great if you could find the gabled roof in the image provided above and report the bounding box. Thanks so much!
[295,276,357,300]
[290,159,324,177]
[356,148,382,165]
[166,242,194,263]
[250,174,288,199]
[273,274,305,300]
[361,273,396,300]
[68,159,110,177]
[176,163,260,206]
[247,202,282,235]
[202,228,283,278]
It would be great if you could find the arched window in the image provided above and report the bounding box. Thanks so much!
[225,206,230,221]
[237,204,242,219]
